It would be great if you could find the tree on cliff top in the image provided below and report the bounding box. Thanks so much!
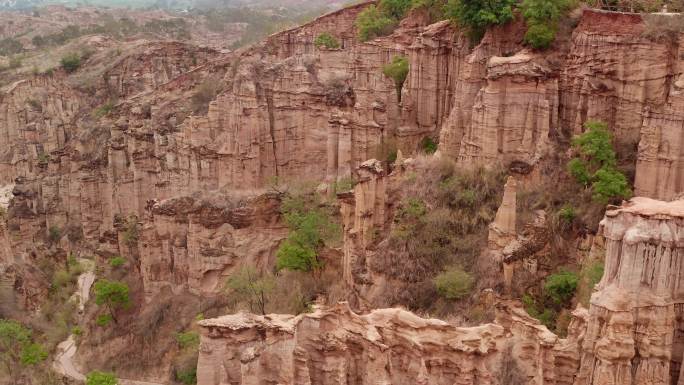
[356,4,396,41]
[567,120,631,204]
[445,0,516,39]
[0,320,48,384]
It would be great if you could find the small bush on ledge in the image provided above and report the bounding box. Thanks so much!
[314,32,340,49]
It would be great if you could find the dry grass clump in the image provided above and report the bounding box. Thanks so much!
[642,13,684,41]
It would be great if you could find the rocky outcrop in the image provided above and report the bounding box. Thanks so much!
[489,176,517,250]
[196,301,587,385]
[339,159,394,309]
[575,197,684,385]
[455,52,554,169]
[196,196,684,385]
[140,192,287,300]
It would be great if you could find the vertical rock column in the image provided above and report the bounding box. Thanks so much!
[576,197,684,385]
[339,159,388,308]
[488,176,517,290]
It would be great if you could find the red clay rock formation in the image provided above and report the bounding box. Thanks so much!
[196,301,587,385]
[196,196,684,385]
[140,192,287,300]
[575,197,684,385]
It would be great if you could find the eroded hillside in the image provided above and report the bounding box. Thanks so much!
[1,0,684,384]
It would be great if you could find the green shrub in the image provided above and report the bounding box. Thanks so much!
[585,261,604,288]
[524,23,556,49]
[71,326,83,336]
[60,53,82,73]
[0,38,23,56]
[191,78,221,115]
[356,5,396,41]
[558,205,576,224]
[20,343,48,365]
[109,257,126,268]
[314,32,340,49]
[95,314,113,327]
[568,121,631,204]
[382,55,409,100]
[434,267,474,299]
[48,225,61,242]
[522,294,556,329]
[175,331,200,350]
[176,368,197,385]
[445,0,515,38]
[86,371,117,385]
[93,101,114,118]
[420,137,438,154]
[544,271,579,305]
[400,197,427,219]
[275,193,340,274]
[52,269,74,289]
[122,216,138,246]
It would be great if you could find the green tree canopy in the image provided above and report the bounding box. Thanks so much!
[356,5,396,42]
[0,320,47,383]
[383,55,410,101]
[380,0,413,18]
[275,193,340,274]
[314,32,340,49]
[445,0,515,36]
[567,120,631,203]
[544,271,579,305]
[93,279,130,324]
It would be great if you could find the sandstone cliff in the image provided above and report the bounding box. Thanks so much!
[196,301,587,385]
[197,196,684,385]
[4,2,684,383]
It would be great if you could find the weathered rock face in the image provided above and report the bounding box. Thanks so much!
[196,301,587,385]
[437,20,529,166]
[338,159,394,309]
[140,192,287,300]
[196,196,684,385]
[633,31,684,201]
[0,75,84,182]
[575,197,684,385]
[456,52,554,168]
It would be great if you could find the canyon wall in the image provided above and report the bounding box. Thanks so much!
[575,197,684,385]
[197,196,684,385]
[196,301,587,385]
[2,3,684,381]
[1,0,684,310]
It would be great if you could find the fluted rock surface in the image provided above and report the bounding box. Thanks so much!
[196,301,587,385]
[575,197,684,385]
